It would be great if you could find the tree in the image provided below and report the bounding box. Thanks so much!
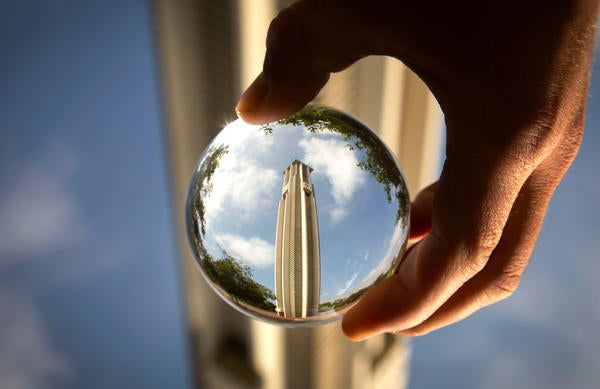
[201,250,277,312]
[262,105,409,222]
[190,143,229,236]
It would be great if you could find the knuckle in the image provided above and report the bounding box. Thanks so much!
[500,128,553,179]
[461,254,488,278]
[519,120,561,157]
[456,253,489,287]
[485,271,522,302]
[455,232,501,282]
[557,113,585,162]
[509,107,584,173]
[427,226,500,284]
[468,226,502,258]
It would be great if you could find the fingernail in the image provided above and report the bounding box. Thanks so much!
[236,73,269,115]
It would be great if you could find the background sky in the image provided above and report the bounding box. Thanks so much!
[0,1,598,389]
[0,2,190,388]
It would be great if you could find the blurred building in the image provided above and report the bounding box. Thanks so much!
[153,0,442,388]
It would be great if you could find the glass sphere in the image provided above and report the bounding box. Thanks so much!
[186,105,409,326]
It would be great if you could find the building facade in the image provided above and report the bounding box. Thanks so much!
[275,160,321,318]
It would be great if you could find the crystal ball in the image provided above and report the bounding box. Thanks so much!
[186,105,409,326]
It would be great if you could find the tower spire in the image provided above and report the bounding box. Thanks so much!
[274,160,321,318]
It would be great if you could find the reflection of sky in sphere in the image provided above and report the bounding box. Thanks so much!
[189,107,409,315]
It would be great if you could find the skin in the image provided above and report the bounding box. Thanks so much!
[236,0,599,340]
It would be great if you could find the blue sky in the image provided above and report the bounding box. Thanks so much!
[0,1,599,389]
[0,2,189,388]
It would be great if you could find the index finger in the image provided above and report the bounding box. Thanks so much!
[235,1,401,124]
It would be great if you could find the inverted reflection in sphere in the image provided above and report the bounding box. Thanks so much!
[186,105,409,326]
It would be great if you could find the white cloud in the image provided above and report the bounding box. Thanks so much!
[335,251,369,296]
[0,145,85,260]
[330,207,349,224]
[336,272,359,296]
[0,143,134,284]
[203,147,278,227]
[0,290,72,389]
[299,137,366,223]
[215,233,274,268]
[362,222,407,286]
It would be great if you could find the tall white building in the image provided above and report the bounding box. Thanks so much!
[154,0,442,388]
[275,160,321,319]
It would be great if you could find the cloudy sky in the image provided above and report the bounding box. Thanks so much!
[1,1,599,389]
[0,2,189,388]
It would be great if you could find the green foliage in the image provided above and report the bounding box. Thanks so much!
[193,144,229,235]
[262,105,409,221]
[189,139,277,312]
[202,251,277,312]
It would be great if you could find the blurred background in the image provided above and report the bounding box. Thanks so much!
[0,1,598,388]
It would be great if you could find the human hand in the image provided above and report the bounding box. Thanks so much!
[236,0,599,339]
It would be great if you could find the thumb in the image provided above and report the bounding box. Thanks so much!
[235,1,387,124]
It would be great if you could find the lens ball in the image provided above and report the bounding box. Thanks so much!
[186,105,409,326]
